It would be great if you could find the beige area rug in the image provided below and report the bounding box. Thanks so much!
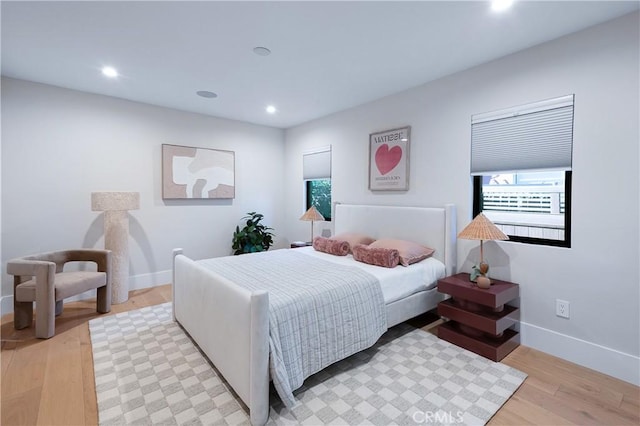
[90,303,526,425]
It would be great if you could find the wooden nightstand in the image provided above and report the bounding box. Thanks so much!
[290,241,312,248]
[437,273,520,361]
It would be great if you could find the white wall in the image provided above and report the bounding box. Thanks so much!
[284,13,639,384]
[1,78,285,304]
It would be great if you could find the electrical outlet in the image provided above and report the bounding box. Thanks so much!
[556,299,570,319]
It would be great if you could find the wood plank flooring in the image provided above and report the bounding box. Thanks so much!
[1,284,638,425]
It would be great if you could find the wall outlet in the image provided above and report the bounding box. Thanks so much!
[556,299,570,319]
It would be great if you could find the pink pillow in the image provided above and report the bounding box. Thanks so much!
[368,239,434,266]
[313,236,349,256]
[352,244,400,268]
[330,232,376,252]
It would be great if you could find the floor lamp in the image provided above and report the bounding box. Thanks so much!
[91,192,140,304]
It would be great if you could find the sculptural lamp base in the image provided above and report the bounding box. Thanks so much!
[476,275,492,289]
[469,240,491,288]
[92,192,140,304]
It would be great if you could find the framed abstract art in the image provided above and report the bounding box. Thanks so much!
[162,144,235,199]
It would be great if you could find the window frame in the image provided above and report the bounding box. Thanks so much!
[472,171,572,248]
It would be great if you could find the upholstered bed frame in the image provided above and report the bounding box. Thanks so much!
[172,203,456,425]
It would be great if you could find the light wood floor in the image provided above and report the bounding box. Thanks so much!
[1,284,638,425]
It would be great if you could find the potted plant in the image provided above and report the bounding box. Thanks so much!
[232,212,275,255]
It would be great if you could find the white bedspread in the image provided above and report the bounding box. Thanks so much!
[296,246,446,304]
[197,249,387,407]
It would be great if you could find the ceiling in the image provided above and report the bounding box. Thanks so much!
[2,1,638,129]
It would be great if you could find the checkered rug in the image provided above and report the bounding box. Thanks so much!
[90,303,526,425]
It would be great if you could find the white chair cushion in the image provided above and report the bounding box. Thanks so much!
[15,271,107,302]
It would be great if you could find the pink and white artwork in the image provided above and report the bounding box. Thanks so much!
[162,144,235,199]
[369,126,410,191]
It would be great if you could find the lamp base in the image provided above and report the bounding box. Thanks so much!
[476,276,491,289]
[470,262,490,282]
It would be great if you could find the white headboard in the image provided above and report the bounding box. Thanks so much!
[334,204,457,276]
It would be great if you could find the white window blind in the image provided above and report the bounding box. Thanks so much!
[303,146,331,180]
[471,94,574,175]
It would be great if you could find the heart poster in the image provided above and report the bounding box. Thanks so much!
[369,126,410,191]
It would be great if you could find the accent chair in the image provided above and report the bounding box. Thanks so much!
[6,249,112,338]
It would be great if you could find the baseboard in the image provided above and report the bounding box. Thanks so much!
[128,269,172,291]
[0,294,13,317]
[0,269,172,316]
[520,321,640,386]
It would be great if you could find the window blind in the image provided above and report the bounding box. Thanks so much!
[303,146,331,180]
[471,94,574,175]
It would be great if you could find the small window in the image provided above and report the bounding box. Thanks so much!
[471,95,574,247]
[303,146,332,221]
[306,179,332,221]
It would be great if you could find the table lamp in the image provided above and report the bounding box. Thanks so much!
[457,213,508,288]
[299,206,325,243]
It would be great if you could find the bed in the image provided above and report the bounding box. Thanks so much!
[172,203,457,425]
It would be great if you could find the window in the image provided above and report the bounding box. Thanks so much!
[471,95,574,247]
[303,147,332,220]
[473,171,571,246]
[306,179,331,220]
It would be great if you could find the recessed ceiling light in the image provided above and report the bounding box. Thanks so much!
[491,0,514,12]
[196,90,218,99]
[266,105,277,114]
[101,66,118,78]
[253,46,271,56]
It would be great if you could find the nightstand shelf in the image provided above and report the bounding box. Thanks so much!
[437,298,518,335]
[438,322,519,362]
[437,273,520,362]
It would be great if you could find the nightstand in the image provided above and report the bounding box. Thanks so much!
[290,241,312,248]
[437,273,520,361]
